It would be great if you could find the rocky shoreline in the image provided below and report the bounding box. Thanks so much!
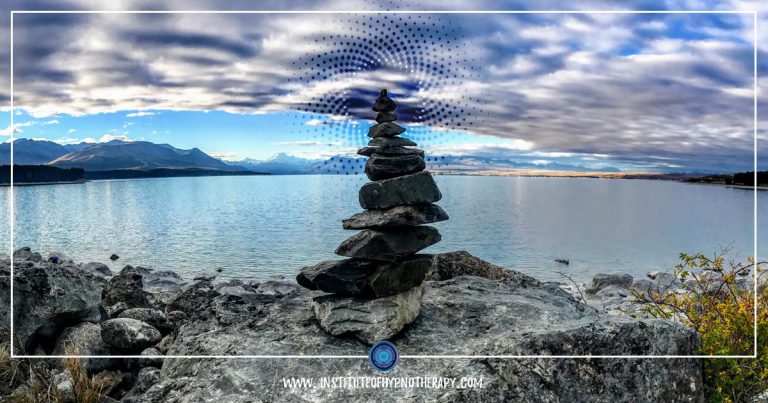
[0,247,708,402]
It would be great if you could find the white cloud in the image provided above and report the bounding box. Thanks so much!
[277,140,343,147]
[68,129,76,133]
[126,111,156,117]
[0,126,19,136]
[99,134,131,143]
[209,151,243,161]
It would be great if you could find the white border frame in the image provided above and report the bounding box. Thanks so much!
[8,9,759,360]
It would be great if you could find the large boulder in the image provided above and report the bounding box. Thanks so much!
[1,265,103,352]
[13,247,42,263]
[297,255,432,298]
[102,266,150,310]
[586,273,634,295]
[428,250,538,286]
[335,227,441,261]
[343,204,448,229]
[312,285,424,343]
[102,265,186,313]
[81,262,113,278]
[164,278,219,319]
[119,308,175,335]
[101,318,162,352]
[136,254,702,402]
[364,153,425,181]
[52,322,115,374]
[359,171,442,210]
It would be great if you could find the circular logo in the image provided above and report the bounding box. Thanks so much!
[368,341,399,372]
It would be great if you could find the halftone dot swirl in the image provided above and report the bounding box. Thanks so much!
[283,12,487,175]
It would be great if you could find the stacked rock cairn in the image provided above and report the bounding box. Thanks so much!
[296,89,448,343]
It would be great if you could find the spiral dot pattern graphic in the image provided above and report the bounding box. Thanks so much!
[283,12,487,176]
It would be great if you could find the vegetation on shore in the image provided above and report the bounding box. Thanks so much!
[633,251,768,402]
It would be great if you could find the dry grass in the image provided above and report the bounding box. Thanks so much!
[63,345,104,403]
[0,326,103,403]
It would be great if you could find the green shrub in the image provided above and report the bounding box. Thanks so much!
[633,252,767,402]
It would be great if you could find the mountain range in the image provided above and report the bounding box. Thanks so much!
[1,138,622,176]
[1,139,246,171]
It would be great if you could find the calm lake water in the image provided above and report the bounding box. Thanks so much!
[0,175,763,283]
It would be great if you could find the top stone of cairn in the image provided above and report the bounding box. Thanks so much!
[372,89,397,113]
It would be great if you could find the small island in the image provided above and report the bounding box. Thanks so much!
[0,165,85,186]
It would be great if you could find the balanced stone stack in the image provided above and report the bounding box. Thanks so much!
[297,89,448,343]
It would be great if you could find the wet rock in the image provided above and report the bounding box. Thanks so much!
[119,308,175,335]
[367,136,417,147]
[359,171,442,210]
[255,280,302,297]
[297,255,433,298]
[335,226,441,262]
[13,247,42,263]
[1,265,103,351]
[164,278,219,320]
[364,153,425,181]
[357,146,423,157]
[586,273,634,295]
[81,261,113,277]
[375,111,398,123]
[102,265,150,310]
[342,203,448,229]
[101,318,162,352]
[312,285,424,343]
[110,254,120,261]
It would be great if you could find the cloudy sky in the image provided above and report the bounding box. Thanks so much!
[0,0,765,172]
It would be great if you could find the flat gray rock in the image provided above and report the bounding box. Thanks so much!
[342,204,448,229]
[119,308,175,335]
[101,318,162,352]
[368,121,406,138]
[359,171,442,210]
[139,257,702,402]
[296,255,433,298]
[364,153,425,181]
[357,146,423,157]
[335,226,441,262]
[367,136,416,147]
[312,285,424,343]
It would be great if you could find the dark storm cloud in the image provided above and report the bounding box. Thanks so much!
[125,31,258,58]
